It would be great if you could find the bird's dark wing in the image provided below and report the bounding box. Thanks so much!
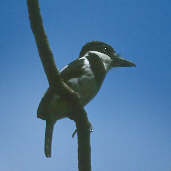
[60,58,85,82]
[37,59,85,120]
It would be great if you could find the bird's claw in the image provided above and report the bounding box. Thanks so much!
[72,129,77,138]
[72,125,94,138]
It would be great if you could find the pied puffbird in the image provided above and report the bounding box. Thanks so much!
[37,41,136,157]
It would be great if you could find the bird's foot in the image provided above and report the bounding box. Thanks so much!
[72,129,77,138]
[72,123,94,138]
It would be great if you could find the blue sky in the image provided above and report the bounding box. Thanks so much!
[0,0,171,170]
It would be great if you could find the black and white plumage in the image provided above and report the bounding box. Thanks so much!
[37,41,136,157]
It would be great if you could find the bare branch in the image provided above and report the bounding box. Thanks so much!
[27,0,92,170]
[27,0,61,87]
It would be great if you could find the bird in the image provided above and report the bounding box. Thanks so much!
[37,41,136,158]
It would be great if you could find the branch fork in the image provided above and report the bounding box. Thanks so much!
[27,0,92,170]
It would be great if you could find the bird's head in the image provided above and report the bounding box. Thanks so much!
[79,41,136,70]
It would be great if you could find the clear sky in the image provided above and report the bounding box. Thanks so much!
[0,0,171,170]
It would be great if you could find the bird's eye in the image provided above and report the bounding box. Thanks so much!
[103,47,113,57]
[103,47,108,53]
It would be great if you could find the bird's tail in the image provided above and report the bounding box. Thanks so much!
[45,120,54,158]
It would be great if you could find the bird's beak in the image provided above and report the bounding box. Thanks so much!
[112,54,136,67]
